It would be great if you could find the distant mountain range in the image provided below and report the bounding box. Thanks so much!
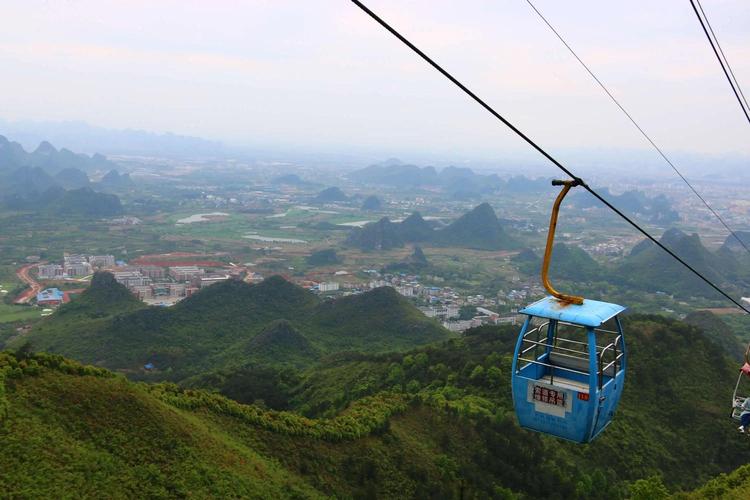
[510,228,749,299]
[0,135,127,214]
[614,228,747,297]
[570,187,679,223]
[0,135,116,174]
[0,119,224,158]
[18,273,450,379]
[348,159,553,197]
[346,204,520,251]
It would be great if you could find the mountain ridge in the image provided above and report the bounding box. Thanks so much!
[347,204,518,251]
[16,273,450,379]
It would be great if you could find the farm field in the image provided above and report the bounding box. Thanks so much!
[0,302,39,323]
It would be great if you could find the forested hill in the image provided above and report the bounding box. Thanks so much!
[3,312,750,498]
[681,464,750,498]
[347,204,519,251]
[281,314,750,495]
[613,228,749,298]
[0,135,126,212]
[16,274,450,380]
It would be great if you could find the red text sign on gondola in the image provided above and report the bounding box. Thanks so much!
[533,385,566,407]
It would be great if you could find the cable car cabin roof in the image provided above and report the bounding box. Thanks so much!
[520,296,626,328]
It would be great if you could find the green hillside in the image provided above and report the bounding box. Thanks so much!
[346,205,518,251]
[513,243,601,281]
[306,248,340,266]
[345,217,405,250]
[398,211,434,242]
[679,464,750,499]
[286,316,750,492]
[432,203,519,250]
[4,312,750,498]
[0,352,321,498]
[615,229,742,298]
[313,186,347,203]
[16,274,450,379]
[385,246,431,273]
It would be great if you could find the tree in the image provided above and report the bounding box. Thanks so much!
[469,365,485,382]
[629,476,669,500]
[14,341,34,361]
[458,305,476,320]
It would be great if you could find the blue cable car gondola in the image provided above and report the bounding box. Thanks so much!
[511,179,627,443]
[731,344,750,424]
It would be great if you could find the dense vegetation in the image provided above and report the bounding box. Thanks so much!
[305,248,340,266]
[679,464,750,499]
[15,273,450,379]
[282,315,750,495]
[3,312,750,497]
[614,228,747,298]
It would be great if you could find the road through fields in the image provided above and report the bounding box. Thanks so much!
[14,263,42,304]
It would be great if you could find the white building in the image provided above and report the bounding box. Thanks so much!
[419,304,460,319]
[38,264,64,280]
[89,255,115,268]
[369,280,387,289]
[64,262,93,277]
[319,281,340,292]
[132,285,153,299]
[113,271,150,288]
[63,254,92,277]
[139,266,166,279]
[169,266,205,281]
[200,275,230,288]
[442,320,480,332]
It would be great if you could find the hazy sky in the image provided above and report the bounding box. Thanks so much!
[1,0,749,162]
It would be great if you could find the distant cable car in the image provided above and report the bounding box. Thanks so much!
[511,179,627,443]
[731,344,750,423]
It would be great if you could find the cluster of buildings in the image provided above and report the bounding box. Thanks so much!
[581,242,625,257]
[364,272,526,332]
[38,254,116,279]
[109,216,142,225]
[111,265,235,303]
[34,252,264,306]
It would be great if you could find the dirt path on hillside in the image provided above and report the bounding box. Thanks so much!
[14,263,43,304]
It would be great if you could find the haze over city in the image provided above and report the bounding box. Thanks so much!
[1,0,750,166]
[3,2,750,498]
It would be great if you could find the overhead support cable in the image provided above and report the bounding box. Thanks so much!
[690,0,750,126]
[523,0,750,255]
[349,0,750,314]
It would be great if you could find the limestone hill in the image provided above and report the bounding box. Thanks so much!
[17,274,450,379]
